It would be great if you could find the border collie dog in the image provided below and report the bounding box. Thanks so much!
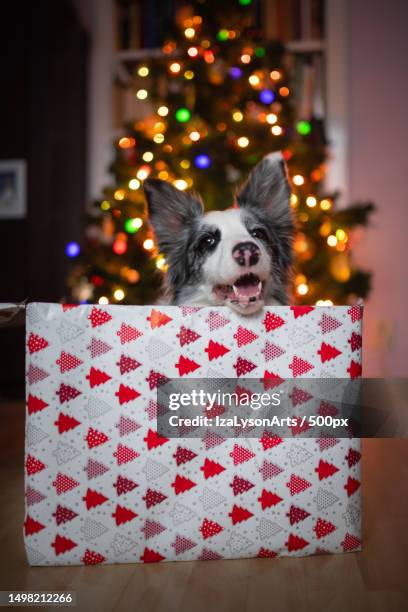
[143,151,294,315]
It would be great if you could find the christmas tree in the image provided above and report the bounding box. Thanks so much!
[67,0,374,306]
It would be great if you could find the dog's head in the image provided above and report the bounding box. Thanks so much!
[144,152,294,314]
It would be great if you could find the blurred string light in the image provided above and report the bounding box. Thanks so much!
[316,299,334,306]
[270,70,281,80]
[169,62,181,74]
[297,120,312,135]
[175,108,191,122]
[240,53,251,64]
[113,238,127,254]
[189,131,200,141]
[124,217,143,233]
[259,89,275,104]
[98,296,109,305]
[114,288,125,301]
[143,238,154,250]
[320,199,332,210]
[293,175,304,186]
[114,189,125,201]
[129,178,140,190]
[153,133,164,143]
[266,113,277,124]
[237,136,249,148]
[249,74,260,86]
[239,0,252,5]
[184,70,194,80]
[229,67,242,79]
[233,110,243,122]
[187,47,198,57]
[137,66,149,77]
[180,159,190,169]
[174,179,188,190]
[157,105,169,116]
[184,27,195,38]
[156,256,167,270]
[271,125,283,136]
[66,242,80,257]
[297,283,309,296]
[279,86,289,97]
[194,154,211,168]
[327,235,338,247]
[118,136,135,149]
[217,29,229,41]
[306,196,317,207]
[136,89,148,100]
[100,200,110,211]
[142,151,154,162]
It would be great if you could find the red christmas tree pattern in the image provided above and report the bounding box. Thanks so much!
[171,535,197,555]
[174,446,198,466]
[258,548,278,558]
[87,337,112,358]
[261,341,285,361]
[233,356,257,376]
[115,415,140,437]
[143,489,167,508]
[347,360,362,379]
[146,370,169,390]
[85,428,109,449]
[86,367,112,388]
[116,323,142,344]
[259,460,284,480]
[286,534,309,552]
[51,534,77,555]
[287,474,312,496]
[82,549,105,565]
[113,475,138,496]
[84,458,109,480]
[52,473,79,495]
[259,431,283,450]
[171,474,196,495]
[115,383,141,405]
[88,306,112,327]
[206,311,230,331]
[177,326,201,346]
[317,436,340,452]
[315,460,339,480]
[345,476,361,497]
[199,548,223,561]
[291,305,314,318]
[142,519,167,539]
[27,394,48,415]
[201,458,226,479]
[204,340,230,360]
[116,354,141,374]
[175,355,201,376]
[290,417,311,436]
[348,305,363,323]
[348,331,362,352]
[263,311,285,332]
[26,486,46,506]
[314,518,336,539]
[233,325,259,347]
[318,313,342,334]
[56,383,81,404]
[319,401,338,417]
[25,455,46,475]
[289,356,314,377]
[144,429,169,450]
[27,333,49,354]
[54,412,81,434]
[317,342,342,363]
[27,364,49,385]
[258,489,283,509]
[230,476,254,496]
[53,505,78,525]
[262,371,285,389]
[341,533,361,552]
[24,515,45,536]
[112,504,138,525]
[56,351,82,373]
[140,548,165,563]
[290,387,313,407]
[230,444,255,465]
[83,488,109,509]
[346,448,361,468]
[200,518,223,539]
[229,505,254,525]
[147,308,172,329]
[61,304,78,311]
[287,505,310,525]
[113,443,139,465]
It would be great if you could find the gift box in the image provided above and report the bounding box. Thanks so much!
[24,303,363,566]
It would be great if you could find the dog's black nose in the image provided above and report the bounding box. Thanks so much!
[232,241,260,267]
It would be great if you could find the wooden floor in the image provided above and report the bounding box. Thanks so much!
[1,401,408,612]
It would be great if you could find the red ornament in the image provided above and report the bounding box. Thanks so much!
[171,474,196,495]
[86,367,111,388]
[112,504,138,525]
[27,394,48,415]
[144,428,169,450]
[315,460,339,480]
[51,534,77,556]
[258,489,283,509]
[175,355,201,376]
[83,488,109,509]
[200,458,226,479]
[204,340,230,360]
[147,308,172,329]
[229,504,254,525]
[317,342,342,363]
[115,383,141,405]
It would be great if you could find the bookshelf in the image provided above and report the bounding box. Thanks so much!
[87,0,349,205]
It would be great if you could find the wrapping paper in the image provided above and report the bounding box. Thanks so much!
[24,303,363,565]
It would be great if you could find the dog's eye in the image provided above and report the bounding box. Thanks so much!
[250,228,268,241]
[198,235,217,251]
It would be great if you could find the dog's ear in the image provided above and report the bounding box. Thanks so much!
[236,151,291,222]
[144,178,204,254]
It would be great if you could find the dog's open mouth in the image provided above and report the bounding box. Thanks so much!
[213,273,264,308]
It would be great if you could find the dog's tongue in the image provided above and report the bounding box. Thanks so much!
[233,279,262,304]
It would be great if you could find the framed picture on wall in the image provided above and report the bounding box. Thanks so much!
[0,159,27,219]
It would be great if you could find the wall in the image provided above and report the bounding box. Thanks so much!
[347,0,408,376]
